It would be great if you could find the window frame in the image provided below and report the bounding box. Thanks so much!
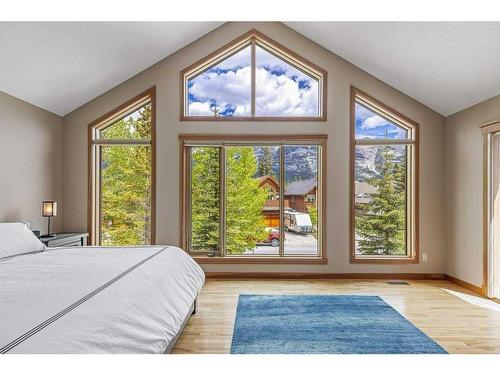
[180,29,328,121]
[88,86,157,246]
[179,134,328,264]
[350,86,419,264]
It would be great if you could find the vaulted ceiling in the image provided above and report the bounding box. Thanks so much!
[286,22,500,116]
[1,22,499,116]
[0,22,223,115]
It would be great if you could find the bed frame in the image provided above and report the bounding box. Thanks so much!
[164,298,197,354]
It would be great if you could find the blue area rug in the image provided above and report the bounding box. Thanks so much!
[230,295,447,354]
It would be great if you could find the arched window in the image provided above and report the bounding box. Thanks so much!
[351,87,419,263]
[181,29,327,120]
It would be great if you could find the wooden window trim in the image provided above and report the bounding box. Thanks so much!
[481,119,500,297]
[87,86,157,246]
[179,29,328,122]
[482,129,500,297]
[179,134,328,264]
[350,86,419,264]
[191,256,328,265]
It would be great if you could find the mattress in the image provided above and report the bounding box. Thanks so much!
[0,245,205,353]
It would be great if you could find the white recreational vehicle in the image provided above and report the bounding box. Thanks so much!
[284,210,313,234]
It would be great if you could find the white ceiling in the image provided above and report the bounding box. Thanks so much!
[286,22,500,116]
[0,22,499,116]
[0,22,223,115]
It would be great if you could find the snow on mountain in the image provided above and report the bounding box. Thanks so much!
[253,146,318,183]
[355,145,406,182]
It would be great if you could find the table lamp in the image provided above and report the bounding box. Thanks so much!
[41,201,57,238]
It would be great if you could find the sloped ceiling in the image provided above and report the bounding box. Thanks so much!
[286,22,500,116]
[0,22,223,115]
[1,22,500,116]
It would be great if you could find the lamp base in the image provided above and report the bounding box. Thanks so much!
[40,234,56,239]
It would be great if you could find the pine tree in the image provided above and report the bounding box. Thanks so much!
[191,147,220,252]
[190,147,269,255]
[355,146,406,255]
[225,147,268,254]
[100,104,152,246]
[258,147,273,177]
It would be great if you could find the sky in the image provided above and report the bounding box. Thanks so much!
[187,45,319,117]
[354,102,407,139]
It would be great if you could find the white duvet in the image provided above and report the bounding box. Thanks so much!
[0,245,205,354]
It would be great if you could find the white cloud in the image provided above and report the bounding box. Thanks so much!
[215,46,251,71]
[188,101,212,116]
[254,46,319,116]
[359,112,407,138]
[361,115,389,130]
[356,103,406,138]
[255,67,318,116]
[388,127,407,138]
[354,103,374,121]
[256,46,310,83]
[188,65,251,116]
[188,46,319,117]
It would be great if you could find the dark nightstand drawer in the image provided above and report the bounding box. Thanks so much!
[50,240,83,248]
[41,233,89,248]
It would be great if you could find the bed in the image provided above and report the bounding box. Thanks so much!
[0,223,205,354]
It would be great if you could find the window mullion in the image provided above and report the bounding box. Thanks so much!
[409,143,415,257]
[97,144,103,246]
[219,146,226,257]
[279,145,285,257]
[186,146,193,252]
[92,139,152,146]
[355,139,414,146]
[251,37,256,117]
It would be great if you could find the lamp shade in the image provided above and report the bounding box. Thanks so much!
[42,201,57,217]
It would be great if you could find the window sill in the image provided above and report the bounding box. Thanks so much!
[192,255,328,265]
[350,256,419,265]
[180,116,327,122]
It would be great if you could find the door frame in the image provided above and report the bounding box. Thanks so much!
[484,132,494,298]
[483,122,500,300]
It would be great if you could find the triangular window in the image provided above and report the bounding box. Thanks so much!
[354,100,411,140]
[97,100,152,140]
[181,30,326,120]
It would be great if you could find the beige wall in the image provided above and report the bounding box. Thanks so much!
[0,91,63,233]
[445,94,500,287]
[62,22,446,274]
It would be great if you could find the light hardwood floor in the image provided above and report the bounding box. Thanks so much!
[172,278,500,354]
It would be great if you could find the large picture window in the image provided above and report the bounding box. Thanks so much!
[180,135,327,264]
[351,87,418,263]
[181,29,327,121]
[88,87,156,246]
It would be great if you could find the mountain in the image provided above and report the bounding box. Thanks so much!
[252,144,405,184]
[253,146,318,183]
[355,145,406,182]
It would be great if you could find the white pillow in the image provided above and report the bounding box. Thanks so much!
[0,222,46,259]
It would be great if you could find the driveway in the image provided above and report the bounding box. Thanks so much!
[244,232,318,255]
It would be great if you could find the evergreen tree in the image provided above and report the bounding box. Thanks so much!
[100,104,152,246]
[308,204,318,228]
[258,147,274,177]
[225,147,268,254]
[190,147,268,255]
[191,147,220,252]
[355,146,406,255]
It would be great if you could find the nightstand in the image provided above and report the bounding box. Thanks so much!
[40,232,89,248]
